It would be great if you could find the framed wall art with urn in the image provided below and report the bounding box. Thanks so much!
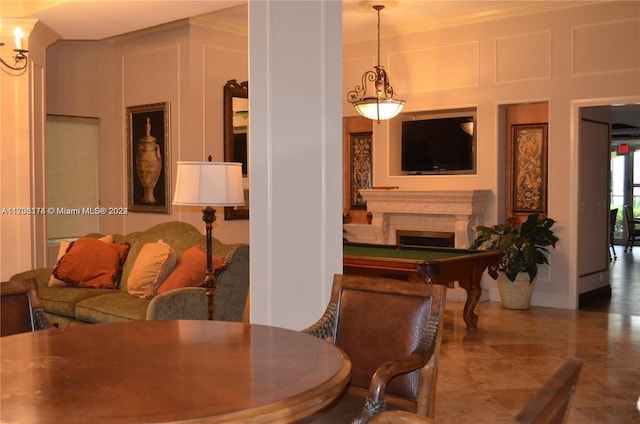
[126,102,171,213]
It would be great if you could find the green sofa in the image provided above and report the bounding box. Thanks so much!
[10,221,249,327]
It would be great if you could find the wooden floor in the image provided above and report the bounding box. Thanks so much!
[434,247,640,423]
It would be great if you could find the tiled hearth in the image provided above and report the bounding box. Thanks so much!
[343,189,492,248]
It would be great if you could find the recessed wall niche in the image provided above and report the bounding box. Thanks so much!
[389,107,477,176]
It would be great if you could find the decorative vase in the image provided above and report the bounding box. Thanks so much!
[497,272,535,310]
[135,117,162,204]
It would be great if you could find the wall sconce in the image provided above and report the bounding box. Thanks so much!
[461,120,475,136]
[1,27,29,73]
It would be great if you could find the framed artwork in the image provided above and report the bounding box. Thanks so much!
[127,102,171,213]
[349,132,373,209]
[511,123,548,213]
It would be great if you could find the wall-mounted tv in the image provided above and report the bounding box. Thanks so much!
[401,116,475,174]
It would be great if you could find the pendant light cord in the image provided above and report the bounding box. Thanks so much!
[374,5,384,69]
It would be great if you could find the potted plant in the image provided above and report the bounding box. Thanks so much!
[470,213,559,309]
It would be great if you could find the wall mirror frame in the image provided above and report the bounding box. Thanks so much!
[223,79,249,220]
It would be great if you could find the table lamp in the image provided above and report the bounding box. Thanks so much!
[173,161,245,320]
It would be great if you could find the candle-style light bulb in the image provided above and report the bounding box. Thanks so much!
[14,27,24,51]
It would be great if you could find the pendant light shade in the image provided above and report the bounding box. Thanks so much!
[354,97,405,122]
[347,4,405,122]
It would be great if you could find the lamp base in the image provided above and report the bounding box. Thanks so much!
[202,206,217,320]
[203,271,220,320]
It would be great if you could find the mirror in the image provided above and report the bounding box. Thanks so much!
[223,79,249,220]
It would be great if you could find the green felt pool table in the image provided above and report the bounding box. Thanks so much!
[343,242,500,331]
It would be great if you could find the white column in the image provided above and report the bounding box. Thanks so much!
[248,1,343,329]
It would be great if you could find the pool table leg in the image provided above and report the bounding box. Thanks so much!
[458,266,486,331]
[461,283,480,331]
[417,263,484,331]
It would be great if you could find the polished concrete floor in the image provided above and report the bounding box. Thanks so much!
[433,248,640,423]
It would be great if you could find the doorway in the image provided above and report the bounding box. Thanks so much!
[578,102,640,309]
[579,103,640,246]
[610,137,640,244]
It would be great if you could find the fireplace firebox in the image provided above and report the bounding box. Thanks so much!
[396,230,455,248]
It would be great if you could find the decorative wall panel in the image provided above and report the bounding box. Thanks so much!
[496,31,551,83]
[572,19,640,76]
[390,41,479,93]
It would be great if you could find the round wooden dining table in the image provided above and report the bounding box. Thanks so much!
[1,320,351,423]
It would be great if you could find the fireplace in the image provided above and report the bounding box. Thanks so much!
[343,189,491,248]
[396,230,455,248]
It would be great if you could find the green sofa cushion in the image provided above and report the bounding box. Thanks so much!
[75,292,151,323]
[38,286,115,318]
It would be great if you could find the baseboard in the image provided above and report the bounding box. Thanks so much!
[578,285,612,307]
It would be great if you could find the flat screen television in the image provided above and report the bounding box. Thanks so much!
[401,116,475,174]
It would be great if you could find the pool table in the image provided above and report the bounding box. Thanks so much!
[343,242,500,331]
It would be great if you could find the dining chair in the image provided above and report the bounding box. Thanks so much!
[300,274,447,423]
[1,278,54,337]
[623,205,640,252]
[514,357,583,424]
[368,357,583,424]
[609,208,618,260]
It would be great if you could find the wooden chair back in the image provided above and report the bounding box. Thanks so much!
[514,357,583,424]
[610,208,618,243]
[610,208,618,259]
[623,205,640,251]
[369,357,583,424]
[304,274,446,418]
[624,205,635,228]
[1,279,49,337]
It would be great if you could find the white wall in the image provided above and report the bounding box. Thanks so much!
[342,1,640,308]
[45,18,249,245]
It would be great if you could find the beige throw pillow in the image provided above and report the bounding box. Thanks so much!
[48,235,114,287]
[127,240,177,298]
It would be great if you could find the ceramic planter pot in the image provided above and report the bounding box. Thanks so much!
[497,272,535,309]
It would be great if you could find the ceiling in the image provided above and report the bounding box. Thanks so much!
[1,1,245,40]
[1,0,595,41]
[2,0,638,136]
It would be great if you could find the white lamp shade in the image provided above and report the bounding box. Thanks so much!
[173,162,245,206]
[354,98,405,121]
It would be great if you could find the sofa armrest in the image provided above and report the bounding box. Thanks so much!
[11,268,53,289]
[214,245,249,322]
[146,287,208,320]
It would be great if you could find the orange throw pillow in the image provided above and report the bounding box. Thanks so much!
[52,238,130,289]
[49,235,114,287]
[156,245,227,295]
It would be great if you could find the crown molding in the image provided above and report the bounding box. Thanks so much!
[344,1,600,44]
[190,14,247,37]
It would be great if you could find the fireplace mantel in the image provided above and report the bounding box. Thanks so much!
[351,189,492,248]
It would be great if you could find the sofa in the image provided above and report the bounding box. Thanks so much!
[10,221,249,327]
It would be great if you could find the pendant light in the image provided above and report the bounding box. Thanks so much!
[347,4,405,122]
